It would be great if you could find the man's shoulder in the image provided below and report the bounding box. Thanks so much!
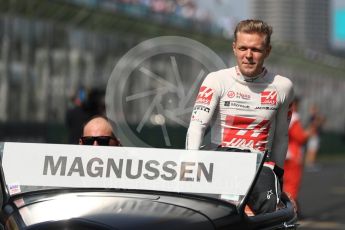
[267,73,294,103]
[207,67,235,79]
[268,73,293,91]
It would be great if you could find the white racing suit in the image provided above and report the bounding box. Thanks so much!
[186,66,294,168]
[186,66,294,214]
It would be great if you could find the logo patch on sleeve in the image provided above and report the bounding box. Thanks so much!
[196,86,215,105]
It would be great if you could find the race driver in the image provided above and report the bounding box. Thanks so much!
[186,19,294,214]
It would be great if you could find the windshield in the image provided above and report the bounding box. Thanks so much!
[0,142,263,206]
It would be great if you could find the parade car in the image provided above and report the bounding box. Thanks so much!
[0,142,297,230]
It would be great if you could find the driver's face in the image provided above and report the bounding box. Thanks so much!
[233,32,271,78]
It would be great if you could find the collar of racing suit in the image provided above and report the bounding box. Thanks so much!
[235,66,268,83]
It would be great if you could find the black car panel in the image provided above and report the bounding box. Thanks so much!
[4,190,235,230]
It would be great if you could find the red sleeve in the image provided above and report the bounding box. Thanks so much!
[289,121,308,144]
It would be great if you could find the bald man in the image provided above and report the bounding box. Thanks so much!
[79,115,121,146]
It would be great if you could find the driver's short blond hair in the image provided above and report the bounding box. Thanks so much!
[234,19,273,47]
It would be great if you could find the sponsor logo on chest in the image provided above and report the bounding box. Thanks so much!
[261,91,277,105]
[224,101,250,109]
[222,115,270,151]
[227,91,251,100]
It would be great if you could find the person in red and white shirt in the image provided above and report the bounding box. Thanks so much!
[284,98,315,202]
[186,19,294,214]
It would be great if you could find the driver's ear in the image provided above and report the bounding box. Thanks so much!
[232,42,236,54]
[265,45,272,58]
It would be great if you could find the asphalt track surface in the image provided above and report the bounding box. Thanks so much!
[296,157,345,230]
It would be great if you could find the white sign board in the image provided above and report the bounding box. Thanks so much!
[2,142,258,196]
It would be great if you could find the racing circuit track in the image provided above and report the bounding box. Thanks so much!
[297,157,345,230]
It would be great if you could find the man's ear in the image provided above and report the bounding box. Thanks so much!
[232,42,237,55]
[79,138,83,145]
[265,45,272,58]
